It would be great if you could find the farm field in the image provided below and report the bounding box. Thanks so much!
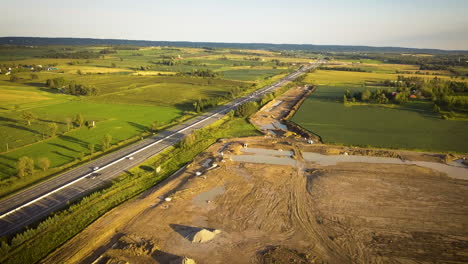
[0,45,304,195]
[292,68,468,153]
[305,69,466,87]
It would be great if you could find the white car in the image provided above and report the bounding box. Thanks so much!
[93,166,99,171]
[127,156,134,160]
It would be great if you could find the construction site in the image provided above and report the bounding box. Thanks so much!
[42,86,468,264]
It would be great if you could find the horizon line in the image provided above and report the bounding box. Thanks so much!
[1,36,467,53]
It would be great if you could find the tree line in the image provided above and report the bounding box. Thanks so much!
[40,50,100,59]
[177,69,220,78]
[45,77,99,96]
[319,66,369,72]
[345,76,468,113]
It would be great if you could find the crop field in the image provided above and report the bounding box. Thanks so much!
[292,83,468,153]
[327,62,420,73]
[222,68,286,81]
[293,61,468,153]
[305,69,466,87]
[0,45,302,194]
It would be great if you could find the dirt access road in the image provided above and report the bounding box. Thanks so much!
[42,85,468,264]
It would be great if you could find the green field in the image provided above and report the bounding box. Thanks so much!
[292,84,468,153]
[0,45,302,195]
[222,68,286,81]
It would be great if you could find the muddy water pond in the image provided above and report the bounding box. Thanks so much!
[192,186,225,207]
[241,147,293,157]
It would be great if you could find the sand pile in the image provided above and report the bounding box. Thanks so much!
[181,257,196,264]
[191,229,221,243]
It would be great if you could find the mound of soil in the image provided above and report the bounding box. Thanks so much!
[181,257,196,264]
[191,229,221,243]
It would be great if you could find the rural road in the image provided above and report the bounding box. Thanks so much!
[0,61,322,237]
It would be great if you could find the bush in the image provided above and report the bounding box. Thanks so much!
[235,101,258,117]
[9,75,19,82]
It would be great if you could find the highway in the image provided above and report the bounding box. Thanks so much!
[0,61,321,237]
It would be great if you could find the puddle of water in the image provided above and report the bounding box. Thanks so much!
[241,147,293,157]
[303,152,468,180]
[273,122,288,130]
[201,158,213,168]
[261,123,275,130]
[303,152,403,166]
[450,159,468,168]
[231,154,297,166]
[192,186,225,207]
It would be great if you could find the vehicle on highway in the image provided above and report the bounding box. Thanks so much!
[127,156,134,160]
[93,166,99,171]
[87,173,101,179]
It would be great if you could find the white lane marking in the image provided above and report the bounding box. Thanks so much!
[0,64,318,220]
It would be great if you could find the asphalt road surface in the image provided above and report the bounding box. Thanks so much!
[0,61,322,237]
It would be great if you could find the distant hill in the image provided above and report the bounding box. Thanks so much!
[1,37,467,54]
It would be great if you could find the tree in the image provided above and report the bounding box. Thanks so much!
[394,92,408,104]
[75,114,84,127]
[343,95,348,104]
[345,89,351,99]
[111,63,117,68]
[65,117,72,131]
[47,122,58,137]
[260,93,274,106]
[17,156,34,177]
[193,99,202,113]
[235,101,258,117]
[38,157,50,171]
[88,143,95,154]
[77,69,83,75]
[150,121,159,132]
[21,111,37,126]
[46,79,56,88]
[101,134,112,150]
[433,104,441,113]
[30,73,39,80]
[10,75,19,82]
[46,77,66,88]
[180,133,196,149]
[361,89,371,101]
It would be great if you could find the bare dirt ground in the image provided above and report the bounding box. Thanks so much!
[42,87,468,264]
[43,139,468,264]
[250,85,313,138]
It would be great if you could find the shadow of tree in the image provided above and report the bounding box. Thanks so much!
[48,143,79,153]
[0,161,15,170]
[139,165,154,172]
[0,155,17,162]
[0,116,17,123]
[58,135,89,148]
[127,121,148,133]
[52,151,75,161]
[38,119,66,125]
[4,124,40,135]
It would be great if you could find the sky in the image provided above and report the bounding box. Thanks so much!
[1,0,467,50]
